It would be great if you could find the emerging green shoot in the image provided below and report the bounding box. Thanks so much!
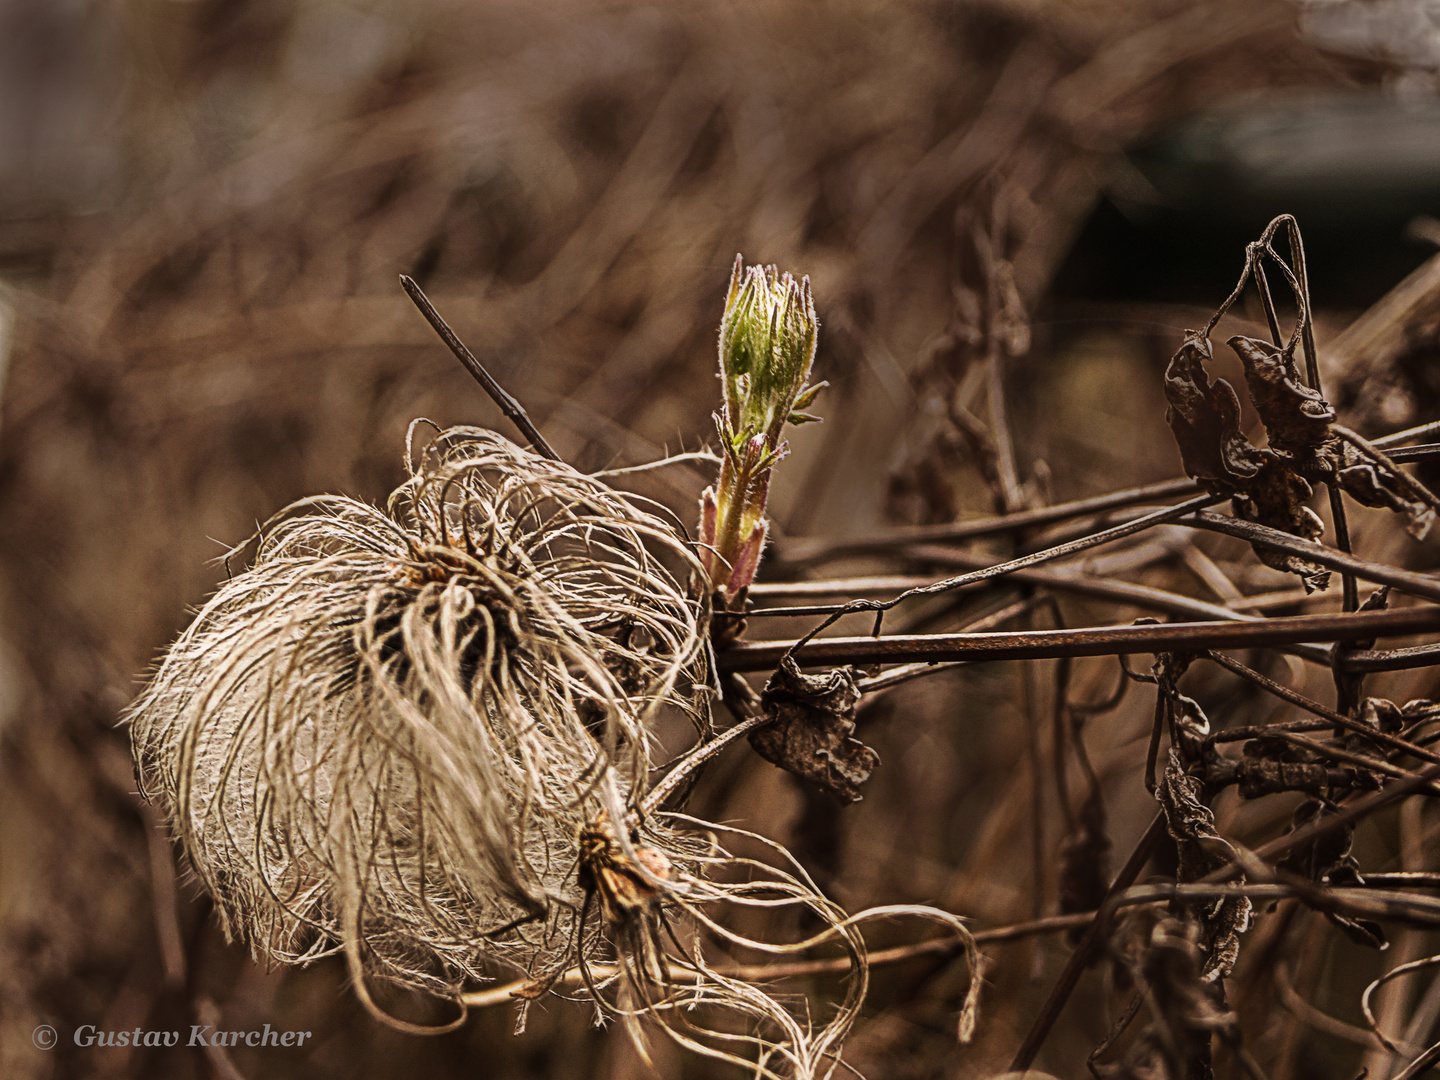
[700,255,826,600]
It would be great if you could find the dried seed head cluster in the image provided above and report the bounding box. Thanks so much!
[126,424,712,1003]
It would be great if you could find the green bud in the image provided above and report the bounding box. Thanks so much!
[717,255,820,455]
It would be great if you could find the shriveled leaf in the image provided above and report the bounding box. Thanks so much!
[1232,458,1330,592]
[1159,753,1232,876]
[1330,912,1388,950]
[1360,696,1404,734]
[1163,333,1266,492]
[1225,334,1439,541]
[1335,440,1437,539]
[1107,915,1240,1078]
[1228,334,1334,453]
[1278,799,1356,882]
[1401,698,1440,730]
[1344,690,1405,765]
[752,658,879,803]
[1278,800,1388,950]
[1157,752,1252,981]
[1153,652,1213,760]
[1170,690,1211,740]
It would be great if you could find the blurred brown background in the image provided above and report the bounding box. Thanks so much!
[3,1,1440,1077]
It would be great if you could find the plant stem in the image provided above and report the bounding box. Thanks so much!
[778,477,1200,563]
[1008,812,1167,1071]
[1184,511,1440,603]
[399,275,560,461]
[716,606,1440,672]
[1204,650,1440,766]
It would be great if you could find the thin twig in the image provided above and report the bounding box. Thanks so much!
[1345,643,1440,673]
[639,714,773,818]
[717,606,1440,673]
[775,493,1223,662]
[1278,220,1361,617]
[1378,421,1440,448]
[1274,959,1385,1049]
[743,556,1334,667]
[137,800,187,988]
[194,997,250,1080]
[777,477,1199,563]
[1335,425,1440,517]
[456,909,1103,1010]
[1394,1039,1440,1080]
[1368,874,1440,888]
[749,576,947,598]
[724,910,1096,981]
[1213,762,1440,884]
[591,450,721,478]
[854,598,1039,693]
[1387,442,1440,463]
[1184,511,1440,604]
[900,543,1294,628]
[399,274,561,461]
[1262,730,1440,793]
[742,551,1269,625]
[1008,812,1167,1071]
[1204,650,1440,766]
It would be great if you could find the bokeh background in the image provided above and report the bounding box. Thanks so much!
[3,1,1440,1078]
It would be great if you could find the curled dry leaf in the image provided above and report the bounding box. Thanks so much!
[1334,439,1438,539]
[1134,916,1242,1079]
[750,658,880,803]
[1164,334,1332,590]
[1232,458,1330,592]
[1096,912,1244,1080]
[1164,333,1266,493]
[1157,752,1253,982]
[1230,334,1438,539]
[1153,651,1213,760]
[1229,334,1334,454]
[1162,334,1331,591]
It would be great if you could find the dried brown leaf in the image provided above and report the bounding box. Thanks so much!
[1157,752,1252,982]
[1163,333,1266,493]
[1231,458,1330,592]
[1228,334,1334,453]
[751,659,880,804]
